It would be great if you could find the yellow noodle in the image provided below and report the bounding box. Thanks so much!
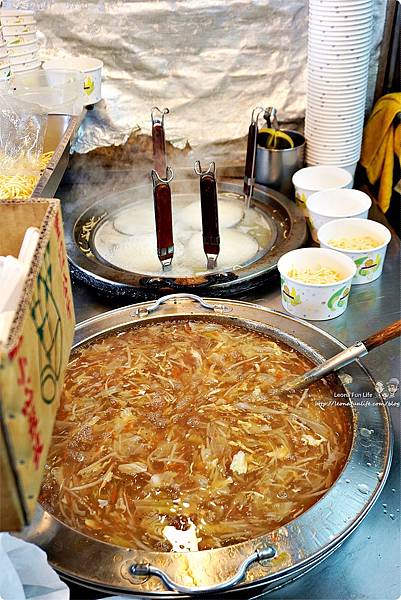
[0,151,54,200]
[287,265,343,284]
[0,175,38,199]
[328,236,381,251]
[39,151,54,171]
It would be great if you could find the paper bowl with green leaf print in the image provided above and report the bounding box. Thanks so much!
[292,165,353,219]
[43,56,103,105]
[318,218,391,285]
[306,188,371,242]
[277,247,356,320]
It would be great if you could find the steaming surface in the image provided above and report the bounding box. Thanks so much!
[94,192,271,276]
[180,198,244,230]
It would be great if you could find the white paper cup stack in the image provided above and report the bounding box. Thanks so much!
[305,0,373,176]
[0,10,40,75]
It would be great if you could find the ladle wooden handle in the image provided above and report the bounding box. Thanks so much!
[152,123,167,176]
[362,319,401,351]
[200,172,220,257]
[153,182,174,269]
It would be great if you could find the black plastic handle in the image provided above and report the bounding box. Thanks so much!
[244,121,258,196]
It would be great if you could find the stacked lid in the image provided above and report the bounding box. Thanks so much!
[305,0,373,175]
[0,10,40,78]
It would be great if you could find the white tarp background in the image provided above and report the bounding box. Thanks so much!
[1,0,388,156]
[2,0,388,156]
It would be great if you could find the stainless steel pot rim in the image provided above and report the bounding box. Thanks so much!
[20,295,392,597]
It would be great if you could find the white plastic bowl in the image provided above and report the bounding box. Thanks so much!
[306,95,367,105]
[0,63,11,80]
[308,28,373,38]
[0,16,35,26]
[0,10,35,26]
[305,146,362,156]
[305,143,362,154]
[6,41,39,57]
[308,72,369,83]
[277,247,356,320]
[12,59,41,73]
[13,68,84,115]
[305,145,362,156]
[306,113,365,123]
[43,56,103,105]
[4,32,37,44]
[2,24,37,36]
[9,50,38,65]
[0,43,8,59]
[305,157,361,169]
[306,189,371,242]
[306,120,365,129]
[292,165,353,218]
[305,160,358,177]
[308,41,372,51]
[317,218,391,285]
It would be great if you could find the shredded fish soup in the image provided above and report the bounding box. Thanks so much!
[40,320,352,551]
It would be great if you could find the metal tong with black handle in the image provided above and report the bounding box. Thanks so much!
[194,161,220,270]
[244,107,264,210]
[152,167,174,271]
[151,106,169,176]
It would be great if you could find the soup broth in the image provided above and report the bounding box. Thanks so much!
[40,320,352,551]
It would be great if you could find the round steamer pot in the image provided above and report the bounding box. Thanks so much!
[66,178,307,300]
[19,294,392,598]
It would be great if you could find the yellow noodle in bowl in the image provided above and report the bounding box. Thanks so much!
[287,265,343,284]
[328,236,381,251]
[277,247,356,320]
[317,218,392,286]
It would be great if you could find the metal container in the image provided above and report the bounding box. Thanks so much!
[19,294,392,598]
[31,113,80,199]
[255,130,305,197]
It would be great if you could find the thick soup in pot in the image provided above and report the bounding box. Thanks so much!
[40,320,352,551]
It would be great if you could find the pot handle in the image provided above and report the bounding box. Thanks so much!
[134,293,232,317]
[129,546,276,595]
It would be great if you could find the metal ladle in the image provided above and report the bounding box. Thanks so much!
[277,319,401,393]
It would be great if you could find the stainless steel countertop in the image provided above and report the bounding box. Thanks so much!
[68,201,400,600]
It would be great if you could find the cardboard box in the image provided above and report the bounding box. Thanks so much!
[0,199,75,530]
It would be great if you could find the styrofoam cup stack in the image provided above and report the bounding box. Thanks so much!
[305,0,374,175]
[0,10,40,75]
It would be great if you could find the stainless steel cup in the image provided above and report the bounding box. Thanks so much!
[255,130,305,197]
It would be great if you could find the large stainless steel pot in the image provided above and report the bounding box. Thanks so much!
[19,294,392,598]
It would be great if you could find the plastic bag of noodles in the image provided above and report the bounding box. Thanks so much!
[0,88,48,200]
